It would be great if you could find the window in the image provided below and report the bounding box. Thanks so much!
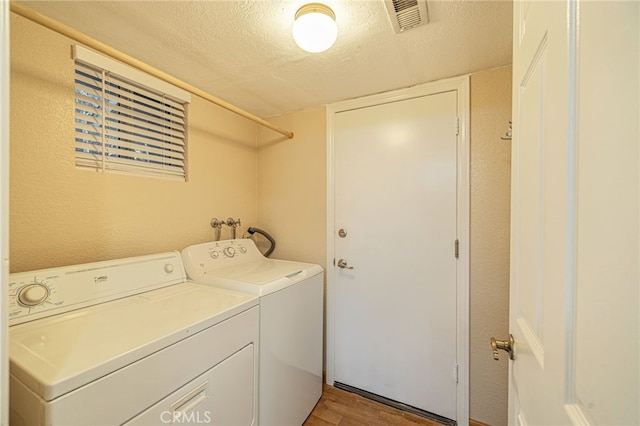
[73,45,191,180]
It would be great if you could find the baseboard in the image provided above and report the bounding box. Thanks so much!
[334,382,456,426]
[469,418,492,426]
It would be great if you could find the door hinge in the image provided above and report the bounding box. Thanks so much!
[455,117,460,136]
[454,239,459,258]
[454,363,459,383]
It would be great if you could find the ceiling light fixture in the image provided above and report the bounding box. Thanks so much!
[292,3,338,53]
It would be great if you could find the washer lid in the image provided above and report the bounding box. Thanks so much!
[201,259,324,296]
[9,282,257,401]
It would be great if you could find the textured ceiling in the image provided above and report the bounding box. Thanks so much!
[16,0,513,118]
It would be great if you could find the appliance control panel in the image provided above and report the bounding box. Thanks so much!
[8,252,186,326]
[207,240,250,260]
[181,239,265,275]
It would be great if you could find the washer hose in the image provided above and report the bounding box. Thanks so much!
[247,227,276,257]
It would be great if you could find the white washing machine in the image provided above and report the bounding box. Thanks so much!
[181,239,324,426]
[8,251,259,425]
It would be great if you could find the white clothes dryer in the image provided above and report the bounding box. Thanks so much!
[8,252,259,426]
[181,239,324,426]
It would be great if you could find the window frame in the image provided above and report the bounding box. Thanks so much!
[73,45,191,181]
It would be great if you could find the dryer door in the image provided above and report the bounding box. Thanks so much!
[126,343,255,426]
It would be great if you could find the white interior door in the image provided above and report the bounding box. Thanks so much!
[509,1,639,424]
[332,90,459,421]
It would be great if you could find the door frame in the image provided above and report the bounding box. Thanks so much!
[325,75,470,424]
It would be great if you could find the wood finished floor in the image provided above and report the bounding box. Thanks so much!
[303,384,444,426]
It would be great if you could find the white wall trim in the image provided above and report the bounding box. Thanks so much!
[325,103,336,387]
[73,45,191,103]
[456,75,471,426]
[325,75,470,425]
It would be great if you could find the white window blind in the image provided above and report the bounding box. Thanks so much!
[73,46,190,180]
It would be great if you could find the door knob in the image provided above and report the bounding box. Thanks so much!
[491,334,514,360]
[336,259,354,269]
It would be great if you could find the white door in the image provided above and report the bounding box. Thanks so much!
[508,0,639,424]
[333,90,459,421]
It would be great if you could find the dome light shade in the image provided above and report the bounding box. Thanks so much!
[292,3,338,53]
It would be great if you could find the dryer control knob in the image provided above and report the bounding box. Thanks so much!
[164,264,175,274]
[223,246,236,258]
[17,284,49,307]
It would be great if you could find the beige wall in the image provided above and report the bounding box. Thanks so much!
[469,66,512,425]
[256,107,327,269]
[9,14,258,272]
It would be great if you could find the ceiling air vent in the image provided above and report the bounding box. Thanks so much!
[384,0,429,34]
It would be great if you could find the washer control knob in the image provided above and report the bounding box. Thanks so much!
[209,251,219,259]
[17,284,49,307]
[223,246,236,258]
[164,264,175,273]
[239,246,247,254]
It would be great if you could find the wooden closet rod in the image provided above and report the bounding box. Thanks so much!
[10,2,295,140]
